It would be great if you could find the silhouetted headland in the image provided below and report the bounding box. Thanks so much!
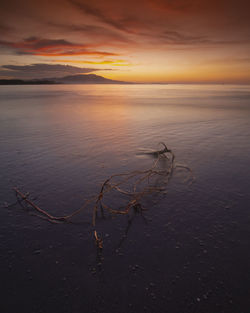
[0,74,132,85]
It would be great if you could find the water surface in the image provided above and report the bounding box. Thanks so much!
[0,84,250,313]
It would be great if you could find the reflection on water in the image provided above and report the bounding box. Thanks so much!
[0,84,250,313]
[0,84,250,211]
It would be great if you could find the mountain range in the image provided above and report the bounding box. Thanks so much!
[0,74,130,85]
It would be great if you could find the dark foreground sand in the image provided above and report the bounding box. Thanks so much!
[1,84,250,313]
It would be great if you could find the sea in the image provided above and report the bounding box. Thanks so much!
[0,84,250,313]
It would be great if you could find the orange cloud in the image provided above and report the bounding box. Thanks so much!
[0,37,119,57]
[33,51,118,57]
[52,59,132,66]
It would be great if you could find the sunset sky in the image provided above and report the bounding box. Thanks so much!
[1,0,250,83]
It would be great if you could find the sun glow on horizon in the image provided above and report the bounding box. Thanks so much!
[0,0,250,83]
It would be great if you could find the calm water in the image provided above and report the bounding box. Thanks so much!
[0,84,250,313]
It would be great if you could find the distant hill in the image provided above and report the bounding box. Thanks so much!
[54,74,128,84]
[0,74,131,85]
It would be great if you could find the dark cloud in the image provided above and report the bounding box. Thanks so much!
[68,0,136,34]
[23,37,75,49]
[1,0,250,52]
[161,30,208,44]
[0,37,118,57]
[47,22,133,44]
[48,22,105,33]
[153,30,245,46]
[67,0,250,46]
[0,63,105,79]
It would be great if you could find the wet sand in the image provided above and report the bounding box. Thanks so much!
[0,84,250,313]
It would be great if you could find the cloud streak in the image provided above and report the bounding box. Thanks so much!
[0,37,119,57]
[68,0,134,33]
[0,63,105,79]
[52,59,132,66]
[152,30,246,46]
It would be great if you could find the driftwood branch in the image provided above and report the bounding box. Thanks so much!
[12,143,193,246]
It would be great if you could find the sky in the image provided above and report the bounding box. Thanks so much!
[0,0,250,83]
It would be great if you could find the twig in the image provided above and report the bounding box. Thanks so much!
[12,143,193,246]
